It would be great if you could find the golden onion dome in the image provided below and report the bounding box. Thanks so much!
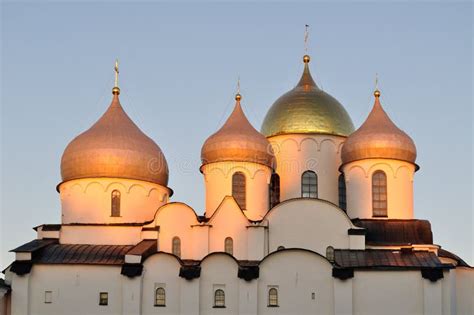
[201,94,275,169]
[60,89,169,187]
[261,55,355,137]
[341,90,417,165]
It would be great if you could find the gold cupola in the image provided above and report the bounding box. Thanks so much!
[261,55,355,137]
[201,93,275,169]
[60,62,169,187]
[341,89,417,165]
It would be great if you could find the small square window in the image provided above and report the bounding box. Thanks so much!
[44,291,52,304]
[99,292,108,306]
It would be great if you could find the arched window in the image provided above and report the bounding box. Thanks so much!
[269,173,280,208]
[155,287,166,307]
[172,237,181,258]
[338,174,347,211]
[224,237,233,255]
[232,172,246,209]
[111,190,121,217]
[326,246,335,262]
[214,289,225,308]
[268,288,278,307]
[372,171,388,217]
[301,171,318,198]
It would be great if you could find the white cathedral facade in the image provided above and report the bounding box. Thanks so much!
[1,54,472,315]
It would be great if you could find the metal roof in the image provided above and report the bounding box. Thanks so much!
[37,244,133,265]
[10,239,57,253]
[334,249,444,269]
[352,219,433,245]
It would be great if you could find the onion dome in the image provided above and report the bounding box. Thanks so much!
[201,93,275,168]
[261,55,355,137]
[60,69,169,187]
[341,90,417,165]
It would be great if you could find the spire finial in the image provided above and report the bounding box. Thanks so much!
[235,76,242,101]
[112,59,120,95]
[303,24,310,63]
[374,73,380,98]
[304,24,309,53]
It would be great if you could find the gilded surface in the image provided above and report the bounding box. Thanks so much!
[201,96,275,168]
[261,58,355,137]
[341,91,417,164]
[60,94,169,186]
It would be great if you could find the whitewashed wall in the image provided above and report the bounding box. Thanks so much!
[27,265,123,315]
[265,198,360,254]
[258,250,335,314]
[59,178,170,224]
[201,161,272,221]
[342,159,415,219]
[268,134,346,205]
[7,252,474,315]
[353,271,423,315]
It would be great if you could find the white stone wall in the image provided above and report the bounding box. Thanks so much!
[8,251,474,315]
[59,178,170,224]
[142,254,182,315]
[257,250,335,314]
[60,226,143,245]
[148,198,361,261]
[26,265,123,315]
[352,270,424,315]
[454,267,474,315]
[268,134,346,205]
[342,159,415,219]
[265,199,361,254]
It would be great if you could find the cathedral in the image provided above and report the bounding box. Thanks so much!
[0,52,472,315]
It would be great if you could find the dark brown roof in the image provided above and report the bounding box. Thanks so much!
[36,244,133,265]
[126,240,156,262]
[33,224,61,232]
[352,219,433,245]
[10,239,57,252]
[438,249,471,268]
[334,249,445,269]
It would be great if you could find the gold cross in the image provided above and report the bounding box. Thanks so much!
[114,59,119,88]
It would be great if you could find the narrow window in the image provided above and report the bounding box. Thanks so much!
[155,287,166,307]
[111,190,121,217]
[214,289,225,308]
[301,171,318,198]
[268,288,278,307]
[232,172,246,209]
[269,173,280,208]
[224,237,233,255]
[172,237,181,258]
[326,246,335,262]
[338,174,347,211]
[44,291,52,304]
[372,171,388,217]
[99,292,108,306]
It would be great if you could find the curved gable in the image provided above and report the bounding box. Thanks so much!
[152,202,200,257]
[208,197,250,259]
[265,198,355,255]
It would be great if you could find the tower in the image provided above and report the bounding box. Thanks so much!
[341,89,417,219]
[58,62,171,224]
[201,93,275,220]
[261,54,354,207]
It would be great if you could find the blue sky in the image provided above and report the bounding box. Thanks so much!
[1,2,472,267]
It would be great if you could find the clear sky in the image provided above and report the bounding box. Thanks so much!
[1,2,472,267]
